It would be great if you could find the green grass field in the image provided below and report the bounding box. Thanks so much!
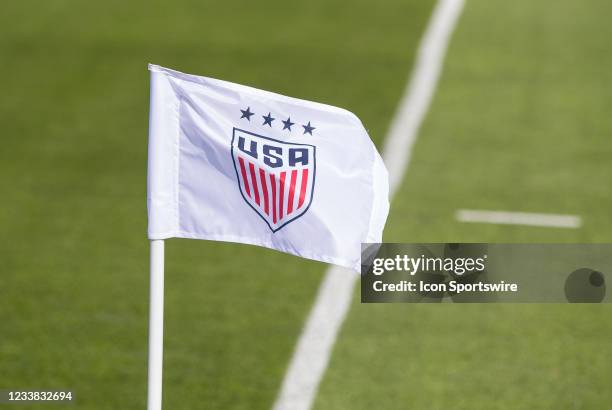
[1,0,611,409]
[316,1,612,409]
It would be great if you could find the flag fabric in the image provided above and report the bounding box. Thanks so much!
[147,64,389,271]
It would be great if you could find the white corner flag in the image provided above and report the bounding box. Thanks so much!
[147,64,389,270]
[145,64,389,410]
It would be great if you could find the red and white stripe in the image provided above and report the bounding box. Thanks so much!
[237,156,312,227]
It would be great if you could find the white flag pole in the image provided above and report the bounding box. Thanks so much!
[147,239,165,410]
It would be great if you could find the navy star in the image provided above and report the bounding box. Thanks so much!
[302,121,315,135]
[240,107,254,121]
[262,112,275,126]
[282,117,295,131]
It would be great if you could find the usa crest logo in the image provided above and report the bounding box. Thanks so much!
[231,128,316,232]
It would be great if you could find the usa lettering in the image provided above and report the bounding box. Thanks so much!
[237,136,309,168]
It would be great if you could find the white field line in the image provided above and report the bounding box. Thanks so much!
[272,1,466,409]
[456,209,582,228]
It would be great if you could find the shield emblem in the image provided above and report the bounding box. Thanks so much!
[231,128,316,232]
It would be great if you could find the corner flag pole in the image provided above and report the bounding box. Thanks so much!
[147,239,165,410]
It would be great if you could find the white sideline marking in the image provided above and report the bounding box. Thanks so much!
[456,209,582,228]
[272,1,466,409]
